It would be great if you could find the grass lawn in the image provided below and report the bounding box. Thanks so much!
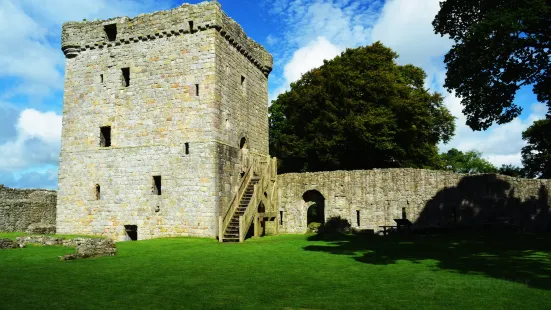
[1,232,550,309]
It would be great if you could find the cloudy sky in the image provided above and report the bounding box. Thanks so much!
[0,0,544,189]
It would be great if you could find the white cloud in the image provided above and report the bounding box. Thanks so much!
[0,108,62,172]
[18,109,62,143]
[371,0,452,89]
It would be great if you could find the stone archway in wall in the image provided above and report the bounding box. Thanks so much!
[302,190,325,229]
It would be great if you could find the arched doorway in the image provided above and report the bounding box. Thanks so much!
[239,136,248,177]
[303,190,325,226]
[239,137,247,150]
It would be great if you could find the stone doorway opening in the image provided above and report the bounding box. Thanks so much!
[303,190,325,231]
[124,225,138,241]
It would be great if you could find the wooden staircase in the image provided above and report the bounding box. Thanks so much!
[219,155,278,243]
[222,176,260,242]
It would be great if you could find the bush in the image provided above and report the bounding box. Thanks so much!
[307,222,321,233]
[318,216,352,235]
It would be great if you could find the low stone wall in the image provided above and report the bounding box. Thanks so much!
[277,169,551,234]
[11,235,117,260]
[0,185,57,232]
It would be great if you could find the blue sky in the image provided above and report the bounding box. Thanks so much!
[0,0,544,189]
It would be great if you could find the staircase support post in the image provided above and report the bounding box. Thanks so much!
[239,215,244,243]
[218,215,223,243]
[254,215,260,237]
[275,213,279,235]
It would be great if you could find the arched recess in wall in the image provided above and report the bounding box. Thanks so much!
[303,190,325,226]
[239,136,247,150]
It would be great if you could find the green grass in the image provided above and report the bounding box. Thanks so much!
[1,232,550,309]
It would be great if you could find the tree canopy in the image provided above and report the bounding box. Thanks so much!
[269,43,455,173]
[522,119,551,178]
[433,0,551,131]
[438,148,497,174]
[438,148,525,177]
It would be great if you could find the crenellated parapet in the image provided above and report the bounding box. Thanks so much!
[61,1,273,76]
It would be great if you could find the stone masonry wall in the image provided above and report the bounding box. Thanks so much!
[0,185,56,232]
[57,1,271,241]
[278,169,551,233]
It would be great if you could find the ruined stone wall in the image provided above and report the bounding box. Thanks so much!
[0,185,56,232]
[278,169,551,233]
[57,1,271,241]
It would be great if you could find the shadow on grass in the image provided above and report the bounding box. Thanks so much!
[305,232,551,290]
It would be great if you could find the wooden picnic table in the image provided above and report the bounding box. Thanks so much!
[378,225,397,235]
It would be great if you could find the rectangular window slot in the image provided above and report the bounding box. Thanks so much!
[280,211,283,225]
[356,210,360,226]
[189,21,194,33]
[185,142,189,155]
[100,74,104,84]
[100,126,111,147]
[121,68,130,87]
[195,84,199,96]
[104,24,117,42]
[402,207,407,220]
[241,75,246,86]
[153,176,162,195]
[95,184,101,200]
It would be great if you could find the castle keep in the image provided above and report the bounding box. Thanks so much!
[57,1,278,241]
[52,1,550,242]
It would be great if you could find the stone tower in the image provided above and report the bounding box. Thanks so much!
[56,1,273,241]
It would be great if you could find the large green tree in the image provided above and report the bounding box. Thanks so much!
[433,0,551,131]
[438,148,498,174]
[522,118,551,178]
[269,43,455,173]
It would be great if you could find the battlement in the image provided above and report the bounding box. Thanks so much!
[61,1,273,76]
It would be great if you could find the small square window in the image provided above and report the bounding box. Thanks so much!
[100,126,111,147]
[104,24,117,42]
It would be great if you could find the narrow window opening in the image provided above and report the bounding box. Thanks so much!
[189,21,194,33]
[104,24,117,41]
[184,142,189,155]
[356,210,360,226]
[153,176,162,195]
[95,184,101,200]
[121,67,130,87]
[195,84,199,96]
[241,75,246,87]
[402,207,407,220]
[124,225,138,241]
[100,126,111,147]
[100,74,104,84]
[280,211,283,225]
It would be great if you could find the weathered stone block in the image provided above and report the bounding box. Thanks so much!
[26,223,56,234]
